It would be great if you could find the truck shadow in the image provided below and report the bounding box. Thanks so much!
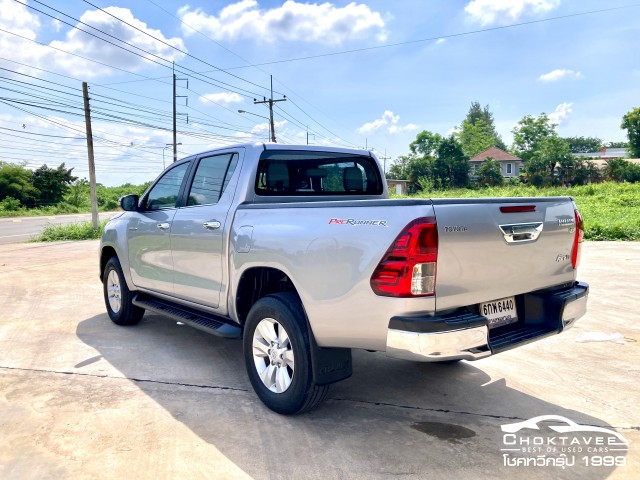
[76,313,625,480]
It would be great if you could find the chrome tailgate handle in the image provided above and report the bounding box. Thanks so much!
[156,222,170,230]
[499,222,543,243]
[203,221,221,230]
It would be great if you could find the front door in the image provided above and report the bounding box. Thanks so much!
[128,162,190,295]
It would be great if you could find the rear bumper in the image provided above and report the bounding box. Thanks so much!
[385,281,589,362]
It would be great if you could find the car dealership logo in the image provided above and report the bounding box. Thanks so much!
[500,415,628,469]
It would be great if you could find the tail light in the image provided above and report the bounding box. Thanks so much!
[571,208,584,269]
[371,217,438,297]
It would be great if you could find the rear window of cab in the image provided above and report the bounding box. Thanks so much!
[255,150,383,196]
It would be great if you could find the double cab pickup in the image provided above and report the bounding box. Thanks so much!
[100,143,588,414]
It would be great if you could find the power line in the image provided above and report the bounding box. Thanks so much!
[221,3,640,69]
[141,0,363,150]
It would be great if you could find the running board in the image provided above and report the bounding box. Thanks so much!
[132,294,241,339]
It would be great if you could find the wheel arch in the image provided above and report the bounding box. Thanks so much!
[235,266,301,326]
[100,245,118,280]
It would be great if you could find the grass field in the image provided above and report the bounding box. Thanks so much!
[406,182,640,241]
[29,182,638,242]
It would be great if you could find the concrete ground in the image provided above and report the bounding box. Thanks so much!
[0,241,638,480]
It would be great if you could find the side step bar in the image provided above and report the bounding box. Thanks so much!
[132,294,242,339]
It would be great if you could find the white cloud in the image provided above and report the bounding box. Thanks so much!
[199,92,244,106]
[357,110,417,135]
[435,38,446,45]
[548,102,573,125]
[51,19,62,32]
[0,3,186,79]
[47,7,186,78]
[0,0,44,74]
[0,0,40,38]
[179,0,387,44]
[538,69,583,82]
[465,0,560,25]
[250,119,288,135]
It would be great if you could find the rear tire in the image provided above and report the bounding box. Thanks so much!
[102,256,144,326]
[243,292,328,414]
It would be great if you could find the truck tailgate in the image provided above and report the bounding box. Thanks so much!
[432,197,579,312]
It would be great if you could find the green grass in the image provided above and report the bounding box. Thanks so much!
[31,220,108,242]
[402,182,640,241]
[0,204,88,218]
[27,182,639,242]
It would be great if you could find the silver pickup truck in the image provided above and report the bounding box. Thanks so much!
[100,143,588,414]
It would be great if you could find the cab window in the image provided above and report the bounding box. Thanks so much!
[187,153,238,206]
[255,150,382,196]
[145,162,189,210]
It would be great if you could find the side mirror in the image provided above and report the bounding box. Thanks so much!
[119,194,139,212]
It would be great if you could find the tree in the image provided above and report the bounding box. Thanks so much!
[621,107,640,158]
[32,163,77,207]
[511,114,557,162]
[528,136,573,186]
[409,130,443,157]
[603,158,640,183]
[476,158,504,187]
[0,161,38,207]
[457,102,506,157]
[66,179,90,208]
[387,155,412,180]
[604,141,629,149]
[457,118,498,158]
[560,136,604,154]
[434,135,469,188]
[398,131,469,190]
[573,158,602,185]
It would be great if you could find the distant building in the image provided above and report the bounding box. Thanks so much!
[386,179,409,195]
[469,146,523,178]
[574,148,627,159]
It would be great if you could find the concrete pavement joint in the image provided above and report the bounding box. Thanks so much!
[0,365,249,393]
[328,396,524,421]
[328,396,640,430]
[2,366,639,431]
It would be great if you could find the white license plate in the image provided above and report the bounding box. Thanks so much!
[480,296,518,329]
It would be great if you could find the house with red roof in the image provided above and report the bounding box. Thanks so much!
[469,146,523,179]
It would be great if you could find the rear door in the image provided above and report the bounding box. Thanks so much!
[169,150,241,308]
[432,198,578,311]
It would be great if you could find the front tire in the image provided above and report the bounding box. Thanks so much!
[102,256,144,326]
[243,293,328,414]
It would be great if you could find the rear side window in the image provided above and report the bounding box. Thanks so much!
[187,153,238,206]
[256,150,382,196]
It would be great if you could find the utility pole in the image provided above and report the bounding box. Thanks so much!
[172,67,176,163]
[82,82,99,230]
[253,75,286,142]
[379,150,391,176]
[172,63,188,162]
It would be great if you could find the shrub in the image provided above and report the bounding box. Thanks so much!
[32,220,108,242]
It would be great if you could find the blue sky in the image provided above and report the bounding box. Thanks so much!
[1,0,639,185]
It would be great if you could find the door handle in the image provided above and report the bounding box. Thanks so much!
[499,222,543,243]
[203,221,221,230]
[156,222,170,230]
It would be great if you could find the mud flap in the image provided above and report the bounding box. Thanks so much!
[309,333,352,386]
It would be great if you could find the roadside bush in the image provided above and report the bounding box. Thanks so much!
[32,220,108,242]
[0,196,22,212]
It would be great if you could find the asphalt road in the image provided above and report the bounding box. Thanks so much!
[0,241,638,479]
[0,212,115,244]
